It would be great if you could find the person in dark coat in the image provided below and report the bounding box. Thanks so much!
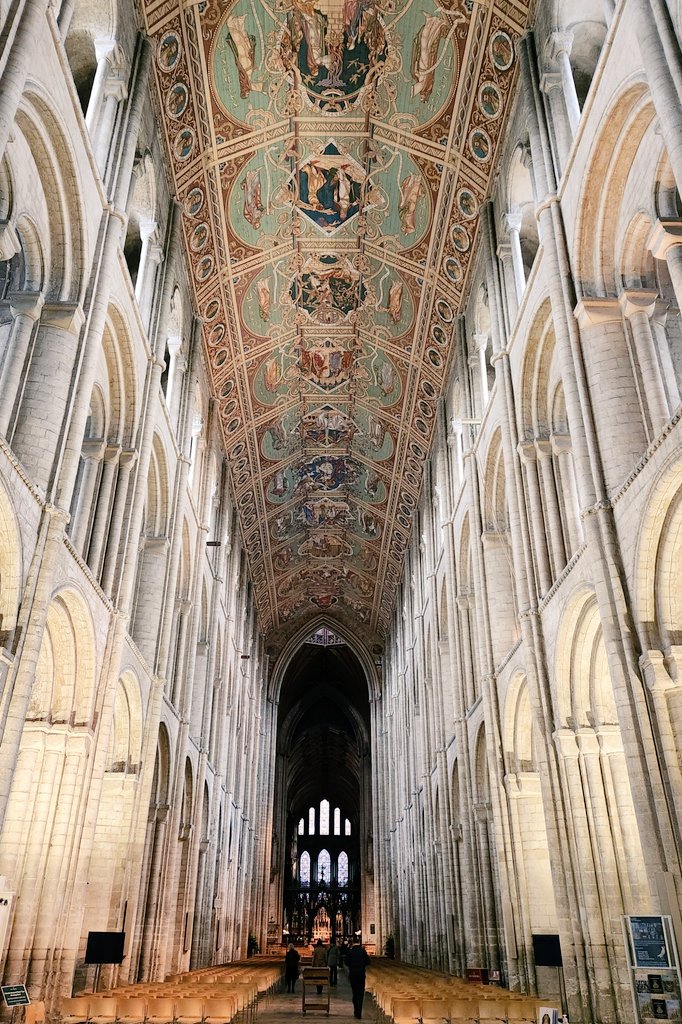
[311,937,327,993]
[284,943,300,993]
[326,940,340,985]
[345,937,370,1019]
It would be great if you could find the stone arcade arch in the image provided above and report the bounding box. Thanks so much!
[266,620,377,949]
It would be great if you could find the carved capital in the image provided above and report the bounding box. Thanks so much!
[7,290,44,321]
[550,431,572,456]
[517,440,537,464]
[553,727,579,758]
[0,220,21,261]
[545,30,574,62]
[619,288,658,320]
[647,218,682,260]
[504,208,523,235]
[39,302,85,334]
[540,70,563,95]
[573,297,621,329]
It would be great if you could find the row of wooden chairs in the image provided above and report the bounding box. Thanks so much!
[366,960,541,1024]
[377,995,540,1024]
[59,960,283,1024]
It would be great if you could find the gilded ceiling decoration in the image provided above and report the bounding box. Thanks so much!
[142,0,529,638]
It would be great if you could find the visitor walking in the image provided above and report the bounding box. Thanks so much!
[327,940,340,985]
[345,937,370,1019]
[284,944,300,993]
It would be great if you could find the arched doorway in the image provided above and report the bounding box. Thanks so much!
[268,625,374,949]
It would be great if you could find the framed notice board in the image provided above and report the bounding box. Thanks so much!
[1,985,30,1007]
[624,916,682,1023]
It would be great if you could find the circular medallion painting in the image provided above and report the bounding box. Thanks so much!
[451,224,470,253]
[190,222,209,251]
[443,255,463,285]
[457,187,478,220]
[470,128,492,162]
[185,187,205,218]
[174,127,194,162]
[490,30,514,72]
[204,297,220,320]
[196,254,214,281]
[479,81,502,119]
[436,297,454,323]
[166,82,189,119]
[157,31,181,72]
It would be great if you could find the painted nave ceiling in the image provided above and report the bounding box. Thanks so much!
[143,0,529,641]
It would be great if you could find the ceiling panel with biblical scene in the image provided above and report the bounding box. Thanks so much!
[143,0,529,639]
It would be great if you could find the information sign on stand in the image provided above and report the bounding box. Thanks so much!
[624,916,682,1023]
[1,985,30,1007]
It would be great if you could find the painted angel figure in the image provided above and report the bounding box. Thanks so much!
[387,281,403,323]
[257,278,271,321]
[241,170,264,230]
[399,174,424,234]
[411,14,449,101]
[226,15,262,97]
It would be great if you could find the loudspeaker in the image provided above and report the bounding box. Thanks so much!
[84,931,125,964]
[532,934,562,967]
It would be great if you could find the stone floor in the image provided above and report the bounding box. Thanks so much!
[256,969,372,1024]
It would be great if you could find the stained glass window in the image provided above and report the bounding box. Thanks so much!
[300,851,310,886]
[318,849,331,884]
[334,808,341,835]
[320,799,330,835]
[309,806,315,834]
[345,818,351,836]
[338,851,349,886]
[298,818,304,835]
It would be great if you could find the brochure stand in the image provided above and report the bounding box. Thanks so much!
[302,967,330,1015]
[623,915,682,1023]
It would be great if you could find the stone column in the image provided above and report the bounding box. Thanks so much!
[496,240,516,331]
[504,209,526,303]
[100,450,138,594]
[639,651,682,834]
[473,332,490,409]
[535,438,566,577]
[85,38,117,135]
[137,226,163,331]
[554,729,614,1023]
[11,302,84,494]
[69,438,106,554]
[632,0,682,194]
[94,73,128,179]
[575,728,632,1018]
[550,432,583,555]
[648,219,682,311]
[473,803,500,975]
[546,31,581,135]
[86,445,121,577]
[619,288,670,437]
[517,441,552,595]
[597,725,651,908]
[540,69,572,173]
[0,0,51,163]
[0,291,44,438]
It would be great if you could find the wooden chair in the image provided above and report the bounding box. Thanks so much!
[420,997,452,1024]
[86,998,118,1024]
[173,999,203,1024]
[145,998,176,1024]
[448,998,479,1024]
[389,997,422,1024]
[60,998,90,1024]
[115,997,147,1024]
[202,997,237,1024]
